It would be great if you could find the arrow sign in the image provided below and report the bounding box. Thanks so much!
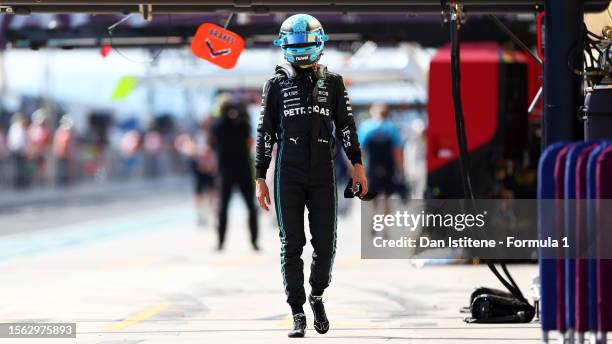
[191,23,244,69]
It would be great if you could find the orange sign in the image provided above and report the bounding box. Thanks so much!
[191,23,244,69]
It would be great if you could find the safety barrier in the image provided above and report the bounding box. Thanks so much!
[538,141,612,343]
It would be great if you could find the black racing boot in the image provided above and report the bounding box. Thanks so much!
[288,313,306,338]
[309,294,329,334]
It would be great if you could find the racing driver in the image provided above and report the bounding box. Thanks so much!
[255,14,368,338]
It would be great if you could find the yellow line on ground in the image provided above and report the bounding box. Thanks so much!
[335,256,362,268]
[279,314,293,327]
[105,303,172,332]
[155,266,178,278]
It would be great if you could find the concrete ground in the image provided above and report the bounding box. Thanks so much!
[0,179,542,343]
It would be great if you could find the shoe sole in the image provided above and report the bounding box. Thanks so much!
[288,332,305,338]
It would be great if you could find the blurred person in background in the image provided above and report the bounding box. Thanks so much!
[28,109,52,186]
[143,123,163,178]
[255,14,367,338]
[7,113,29,189]
[358,103,405,217]
[190,117,218,228]
[210,99,258,251]
[119,129,143,178]
[53,115,76,186]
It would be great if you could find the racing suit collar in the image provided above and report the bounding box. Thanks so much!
[276,63,326,80]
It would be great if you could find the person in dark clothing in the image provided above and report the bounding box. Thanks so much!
[358,104,405,233]
[254,14,368,338]
[211,100,258,251]
[358,103,405,202]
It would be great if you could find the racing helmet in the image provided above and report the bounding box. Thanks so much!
[274,14,329,66]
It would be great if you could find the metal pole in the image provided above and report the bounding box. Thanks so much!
[542,0,584,147]
[2,4,550,14]
[0,0,569,4]
[488,14,543,65]
[2,1,607,13]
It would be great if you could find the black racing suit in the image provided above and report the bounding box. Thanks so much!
[255,64,362,307]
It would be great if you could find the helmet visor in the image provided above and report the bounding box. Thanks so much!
[277,32,326,47]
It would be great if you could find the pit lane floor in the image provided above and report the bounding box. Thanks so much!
[0,179,541,343]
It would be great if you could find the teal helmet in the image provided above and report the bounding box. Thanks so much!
[273,14,329,66]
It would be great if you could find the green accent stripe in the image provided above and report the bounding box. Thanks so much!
[329,159,338,284]
[275,114,289,297]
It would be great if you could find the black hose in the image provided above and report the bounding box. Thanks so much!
[489,263,525,300]
[502,263,527,301]
[449,21,474,201]
[449,12,528,305]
